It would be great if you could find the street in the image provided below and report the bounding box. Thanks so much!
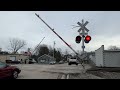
[12,63,103,79]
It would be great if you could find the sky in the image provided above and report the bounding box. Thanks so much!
[0,11,120,54]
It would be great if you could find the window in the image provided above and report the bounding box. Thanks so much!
[0,62,6,68]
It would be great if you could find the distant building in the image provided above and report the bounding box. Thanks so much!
[37,54,56,64]
[0,54,29,63]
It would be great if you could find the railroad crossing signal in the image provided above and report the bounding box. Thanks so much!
[76,36,81,43]
[84,35,91,43]
[74,19,91,53]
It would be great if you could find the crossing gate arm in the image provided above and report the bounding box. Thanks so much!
[35,13,85,69]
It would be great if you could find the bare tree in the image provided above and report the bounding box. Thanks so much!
[8,38,27,54]
[108,45,120,50]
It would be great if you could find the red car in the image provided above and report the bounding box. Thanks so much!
[0,61,21,79]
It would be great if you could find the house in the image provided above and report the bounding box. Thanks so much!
[37,54,56,64]
[90,45,120,67]
[0,54,29,63]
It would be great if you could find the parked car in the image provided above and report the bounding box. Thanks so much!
[0,61,21,79]
[28,59,36,64]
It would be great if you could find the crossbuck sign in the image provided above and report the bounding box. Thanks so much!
[77,20,89,36]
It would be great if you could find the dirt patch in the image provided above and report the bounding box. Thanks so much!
[86,71,106,78]
[68,73,103,79]
[87,70,120,79]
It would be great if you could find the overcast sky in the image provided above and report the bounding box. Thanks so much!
[0,11,120,53]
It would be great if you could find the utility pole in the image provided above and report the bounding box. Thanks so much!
[53,41,55,60]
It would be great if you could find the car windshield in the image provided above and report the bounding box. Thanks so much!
[0,62,6,68]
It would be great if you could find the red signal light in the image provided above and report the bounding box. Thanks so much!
[86,36,91,41]
[75,36,81,43]
[85,35,91,43]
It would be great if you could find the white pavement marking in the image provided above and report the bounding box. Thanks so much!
[57,74,63,79]
[66,74,69,79]
[61,75,66,79]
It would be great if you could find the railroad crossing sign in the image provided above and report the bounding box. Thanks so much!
[77,20,89,33]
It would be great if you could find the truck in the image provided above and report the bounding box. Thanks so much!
[68,57,78,65]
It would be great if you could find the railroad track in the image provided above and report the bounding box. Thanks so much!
[57,73,69,79]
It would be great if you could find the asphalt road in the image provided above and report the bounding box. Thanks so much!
[12,63,103,79]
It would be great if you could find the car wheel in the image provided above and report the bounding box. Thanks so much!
[12,71,18,79]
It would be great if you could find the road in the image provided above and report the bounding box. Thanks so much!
[12,63,103,79]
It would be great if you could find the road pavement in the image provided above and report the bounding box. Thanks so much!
[12,63,103,79]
